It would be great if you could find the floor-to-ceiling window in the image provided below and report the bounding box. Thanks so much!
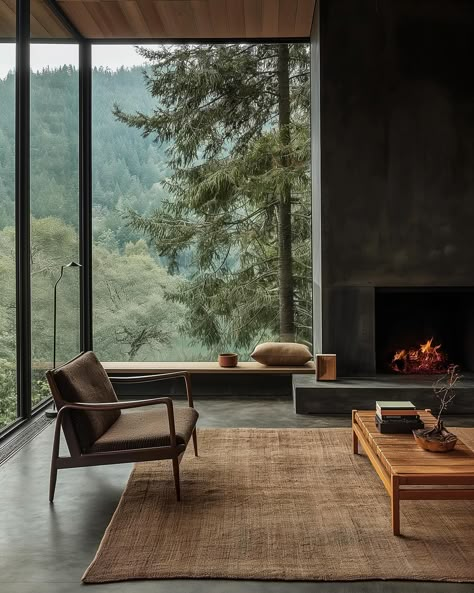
[1,2,83,433]
[30,44,80,406]
[0,42,17,429]
[92,43,312,363]
[1,37,312,436]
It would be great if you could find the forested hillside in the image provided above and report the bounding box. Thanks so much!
[0,66,168,238]
[92,66,171,251]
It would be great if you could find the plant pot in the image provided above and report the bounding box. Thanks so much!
[413,427,458,452]
[218,353,238,368]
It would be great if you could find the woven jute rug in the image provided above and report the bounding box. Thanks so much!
[83,427,474,583]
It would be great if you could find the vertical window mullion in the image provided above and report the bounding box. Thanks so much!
[79,41,93,352]
[15,0,31,419]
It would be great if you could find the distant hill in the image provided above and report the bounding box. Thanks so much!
[0,65,170,249]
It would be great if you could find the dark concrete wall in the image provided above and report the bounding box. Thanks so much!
[318,0,474,375]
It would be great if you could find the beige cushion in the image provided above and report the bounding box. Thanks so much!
[52,351,121,452]
[88,406,198,453]
[251,342,312,366]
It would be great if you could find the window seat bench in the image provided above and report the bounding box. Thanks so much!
[103,361,315,375]
[103,362,314,398]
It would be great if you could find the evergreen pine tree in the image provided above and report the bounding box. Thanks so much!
[114,43,311,349]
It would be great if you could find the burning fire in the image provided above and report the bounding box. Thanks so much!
[391,338,449,374]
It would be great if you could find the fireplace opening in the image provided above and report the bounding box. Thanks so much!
[375,288,474,375]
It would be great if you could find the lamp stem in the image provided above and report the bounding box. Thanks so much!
[52,266,65,371]
[46,266,65,419]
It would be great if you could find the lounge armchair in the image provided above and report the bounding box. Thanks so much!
[46,351,198,502]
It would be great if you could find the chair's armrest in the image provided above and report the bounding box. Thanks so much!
[109,372,195,409]
[108,371,189,383]
[59,397,173,411]
[57,397,178,446]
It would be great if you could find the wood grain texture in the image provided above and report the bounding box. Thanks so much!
[18,0,315,39]
[0,0,15,36]
[32,0,75,37]
[60,1,104,37]
[277,0,297,37]
[0,0,74,38]
[208,0,228,37]
[191,0,213,37]
[316,354,336,380]
[353,410,474,535]
[294,0,314,36]
[103,360,315,374]
[356,410,474,475]
[225,0,245,37]
[244,0,262,38]
[119,0,151,36]
[261,0,278,36]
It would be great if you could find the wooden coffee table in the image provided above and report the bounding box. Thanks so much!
[352,409,474,535]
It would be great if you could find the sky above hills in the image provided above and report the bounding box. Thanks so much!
[0,44,151,79]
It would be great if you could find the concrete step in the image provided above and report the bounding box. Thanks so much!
[293,374,474,414]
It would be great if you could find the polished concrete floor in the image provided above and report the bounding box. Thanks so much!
[1,397,474,593]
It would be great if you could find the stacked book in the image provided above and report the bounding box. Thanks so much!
[375,401,424,434]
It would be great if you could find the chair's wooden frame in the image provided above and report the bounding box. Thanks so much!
[46,368,198,503]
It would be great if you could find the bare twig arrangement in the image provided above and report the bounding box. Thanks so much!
[433,364,462,429]
[413,365,461,451]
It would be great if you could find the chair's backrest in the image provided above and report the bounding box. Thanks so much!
[47,351,120,453]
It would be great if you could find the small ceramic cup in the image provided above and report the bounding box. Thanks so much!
[218,353,238,368]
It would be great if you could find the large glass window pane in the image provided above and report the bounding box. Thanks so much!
[30,44,80,406]
[0,43,17,429]
[92,44,311,363]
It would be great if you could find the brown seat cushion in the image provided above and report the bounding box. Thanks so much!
[251,342,313,366]
[88,406,199,453]
[52,351,121,452]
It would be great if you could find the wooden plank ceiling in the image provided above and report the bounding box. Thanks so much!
[59,0,316,39]
[0,0,315,40]
[0,0,74,38]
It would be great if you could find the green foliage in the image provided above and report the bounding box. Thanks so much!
[0,359,16,427]
[115,44,309,165]
[91,66,171,248]
[93,239,185,361]
[0,218,185,426]
[0,65,177,428]
[115,43,312,349]
[0,66,170,236]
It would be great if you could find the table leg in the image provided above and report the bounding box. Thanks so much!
[351,411,358,454]
[391,474,400,536]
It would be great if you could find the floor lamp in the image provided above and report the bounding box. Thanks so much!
[45,261,82,419]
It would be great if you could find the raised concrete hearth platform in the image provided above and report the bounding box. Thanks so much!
[293,374,474,414]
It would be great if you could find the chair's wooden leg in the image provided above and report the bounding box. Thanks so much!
[172,457,181,501]
[49,460,58,503]
[49,417,62,503]
[192,428,198,457]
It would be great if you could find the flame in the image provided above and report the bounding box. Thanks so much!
[391,337,449,374]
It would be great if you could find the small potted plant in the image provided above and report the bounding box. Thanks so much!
[413,365,461,452]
